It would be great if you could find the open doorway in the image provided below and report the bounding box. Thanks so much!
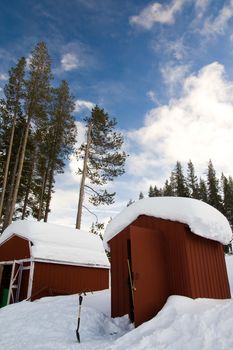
[0,264,12,307]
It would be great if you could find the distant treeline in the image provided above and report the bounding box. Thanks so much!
[137,160,233,232]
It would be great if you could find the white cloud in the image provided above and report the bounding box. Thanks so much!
[59,41,95,73]
[147,90,161,105]
[75,99,95,113]
[152,37,187,62]
[127,62,233,180]
[194,0,210,19]
[166,38,187,60]
[160,63,190,92]
[129,0,186,29]
[201,0,233,37]
[61,53,80,71]
[0,73,7,81]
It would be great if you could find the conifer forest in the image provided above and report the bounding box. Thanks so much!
[0,42,126,232]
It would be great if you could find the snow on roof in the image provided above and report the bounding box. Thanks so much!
[0,220,109,268]
[103,197,233,249]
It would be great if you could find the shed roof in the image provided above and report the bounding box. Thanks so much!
[0,220,109,268]
[104,197,233,250]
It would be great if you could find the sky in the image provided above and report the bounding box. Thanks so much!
[1,0,233,231]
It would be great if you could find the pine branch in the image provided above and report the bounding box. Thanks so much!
[83,205,98,222]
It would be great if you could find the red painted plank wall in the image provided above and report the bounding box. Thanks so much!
[0,236,30,261]
[32,262,109,300]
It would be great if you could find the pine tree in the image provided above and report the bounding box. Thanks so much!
[139,192,144,200]
[76,105,126,229]
[148,185,162,197]
[148,185,155,197]
[187,160,199,199]
[199,178,208,203]
[154,185,162,196]
[43,81,76,221]
[206,160,223,212]
[0,58,26,221]
[173,161,189,197]
[222,175,233,228]
[3,42,52,229]
[163,179,174,196]
[90,221,105,239]
[27,80,76,221]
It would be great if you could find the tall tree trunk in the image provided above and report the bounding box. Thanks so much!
[37,160,50,221]
[1,57,26,226]
[44,161,55,222]
[0,116,17,223]
[6,115,31,226]
[2,128,24,231]
[21,149,36,220]
[76,123,92,229]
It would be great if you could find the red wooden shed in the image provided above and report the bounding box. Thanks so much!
[104,197,232,327]
[0,220,109,307]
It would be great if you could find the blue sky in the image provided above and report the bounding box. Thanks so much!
[1,0,233,229]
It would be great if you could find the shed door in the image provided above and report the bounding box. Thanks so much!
[130,225,168,326]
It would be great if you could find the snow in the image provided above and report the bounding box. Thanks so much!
[0,290,133,350]
[225,255,233,291]
[0,220,109,268]
[1,219,233,349]
[0,256,233,349]
[111,296,233,350]
[0,290,132,350]
[104,197,232,249]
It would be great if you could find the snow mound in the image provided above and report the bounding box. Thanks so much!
[0,290,132,350]
[1,281,233,350]
[104,197,232,249]
[112,295,233,350]
[0,220,109,268]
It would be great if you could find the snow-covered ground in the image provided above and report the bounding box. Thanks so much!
[0,255,233,350]
[0,290,132,350]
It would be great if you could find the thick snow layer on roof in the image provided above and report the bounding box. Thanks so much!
[104,197,232,249]
[0,220,109,268]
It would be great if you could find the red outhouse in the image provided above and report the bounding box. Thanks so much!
[104,197,231,327]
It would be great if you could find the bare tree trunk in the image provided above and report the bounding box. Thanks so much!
[21,149,36,220]
[2,129,24,231]
[6,115,31,226]
[0,116,17,223]
[76,123,92,229]
[37,160,50,221]
[44,158,56,222]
